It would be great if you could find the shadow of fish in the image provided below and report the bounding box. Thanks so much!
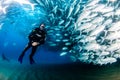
[1,53,10,62]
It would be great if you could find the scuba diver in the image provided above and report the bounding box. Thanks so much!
[18,23,46,64]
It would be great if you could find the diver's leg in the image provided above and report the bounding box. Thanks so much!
[18,43,31,63]
[29,46,38,64]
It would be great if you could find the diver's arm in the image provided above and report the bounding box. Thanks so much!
[29,29,37,40]
[31,29,46,46]
[29,28,39,42]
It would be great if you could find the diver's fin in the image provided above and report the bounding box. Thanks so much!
[18,55,23,64]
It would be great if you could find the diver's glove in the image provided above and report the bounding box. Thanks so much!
[32,42,39,46]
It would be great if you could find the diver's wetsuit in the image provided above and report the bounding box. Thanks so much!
[18,27,46,64]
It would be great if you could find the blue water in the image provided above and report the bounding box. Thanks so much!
[1,0,120,80]
[0,0,80,64]
[0,25,72,64]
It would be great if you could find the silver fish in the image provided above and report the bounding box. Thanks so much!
[59,20,64,25]
[65,42,71,46]
[92,4,106,12]
[56,39,61,42]
[106,43,120,52]
[71,0,77,7]
[108,21,120,31]
[62,47,68,50]
[64,33,69,36]
[99,6,114,13]
[52,5,58,14]
[78,23,92,31]
[62,39,69,42]
[90,25,105,37]
[103,18,112,26]
[87,0,100,7]
[56,33,61,36]
[106,31,120,40]
[91,17,104,24]
[77,10,91,23]
[67,6,74,18]
[65,20,71,28]
[60,52,67,56]
[115,9,120,15]
[84,42,101,50]
[74,4,80,15]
